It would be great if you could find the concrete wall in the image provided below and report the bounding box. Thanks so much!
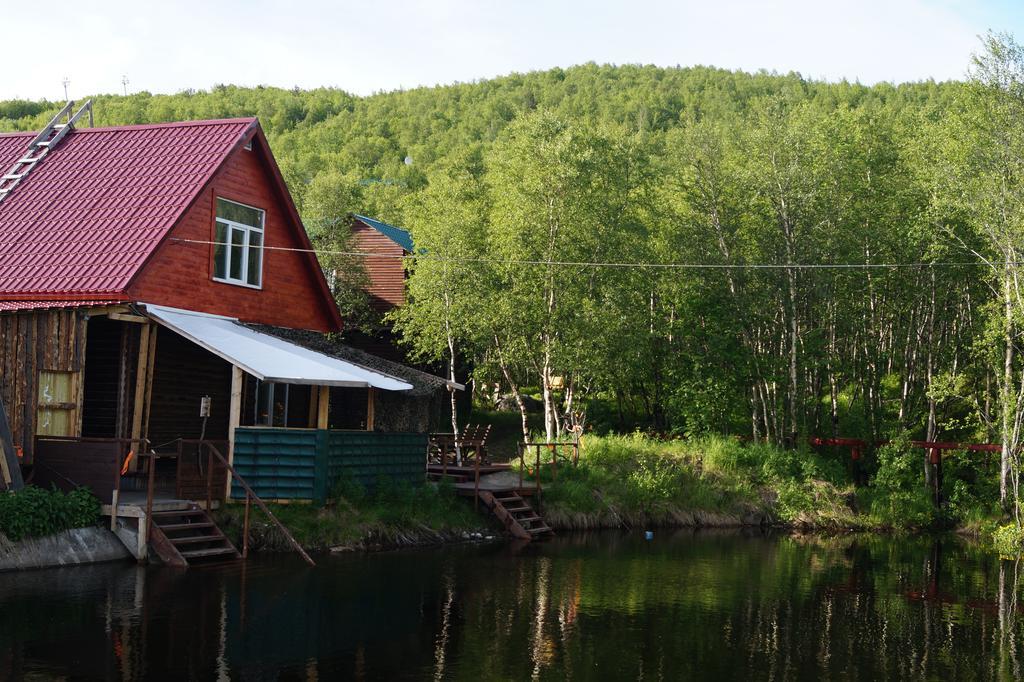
[0,526,131,572]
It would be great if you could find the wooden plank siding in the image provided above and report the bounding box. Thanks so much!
[0,309,87,462]
[129,139,339,332]
[147,328,232,448]
[33,438,121,503]
[349,222,408,312]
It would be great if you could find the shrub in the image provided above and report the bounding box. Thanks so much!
[867,441,936,527]
[992,523,1024,557]
[0,486,101,541]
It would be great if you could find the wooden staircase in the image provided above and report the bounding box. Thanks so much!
[478,489,553,541]
[148,504,240,567]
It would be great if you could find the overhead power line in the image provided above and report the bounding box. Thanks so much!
[167,237,991,271]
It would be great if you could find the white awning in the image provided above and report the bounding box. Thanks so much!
[140,304,413,391]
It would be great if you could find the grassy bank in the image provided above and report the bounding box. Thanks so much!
[541,434,1006,535]
[215,433,1012,555]
[214,479,490,553]
[541,434,858,531]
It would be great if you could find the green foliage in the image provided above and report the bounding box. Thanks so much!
[543,434,857,526]
[3,53,1023,514]
[0,64,979,444]
[864,441,936,528]
[0,486,101,542]
[992,523,1024,557]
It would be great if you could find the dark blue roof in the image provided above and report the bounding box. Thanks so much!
[352,214,414,252]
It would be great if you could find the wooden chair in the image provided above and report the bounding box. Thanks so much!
[459,424,492,465]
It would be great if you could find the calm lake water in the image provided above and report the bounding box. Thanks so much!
[1,530,1022,680]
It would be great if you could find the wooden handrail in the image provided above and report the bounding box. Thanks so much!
[131,439,314,566]
[197,440,316,567]
[517,442,524,490]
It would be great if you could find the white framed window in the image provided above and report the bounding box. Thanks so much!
[213,198,265,288]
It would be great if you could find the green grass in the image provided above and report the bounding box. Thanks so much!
[540,434,863,529]
[216,432,1016,553]
[539,434,1015,536]
[214,478,485,552]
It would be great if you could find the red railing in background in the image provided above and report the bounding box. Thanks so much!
[809,436,1002,505]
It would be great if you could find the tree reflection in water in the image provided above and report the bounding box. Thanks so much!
[1,531,1023,680]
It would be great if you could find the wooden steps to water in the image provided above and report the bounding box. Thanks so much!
[147,504,239,567]
[477,489,554,541]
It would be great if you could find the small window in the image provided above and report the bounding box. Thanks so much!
[37,370,77,436]
[213,198,264,288]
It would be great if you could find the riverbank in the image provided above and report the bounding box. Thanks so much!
[543,434,1016,536]
[216,433,1016,555]
[0,526,130,571]
[213,479,495,553]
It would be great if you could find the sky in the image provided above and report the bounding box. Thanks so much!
[1,0,1022,101]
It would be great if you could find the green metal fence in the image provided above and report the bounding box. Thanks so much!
[231,428,427,504]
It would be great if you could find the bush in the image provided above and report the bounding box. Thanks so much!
[992,523,1024,557]
[867,441,936,527]
[0,486,101,541]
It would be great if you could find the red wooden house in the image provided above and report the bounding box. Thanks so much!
[0,103,449,562]
[349,213,413,312]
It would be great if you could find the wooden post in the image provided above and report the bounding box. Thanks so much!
[225,366,243,499]
[474,451,480,511]
[307,386,319,428]
[174,439,183,500]
[129,324,152,469]
[518,442,524,491]
[317,386,329,429]
[141,326,158,444]
[205,446,214,512]
[442,435,448,478]
[242,492,251,559]
[931,447,942,507]
[111,448,123,531]
[366,387,376,431]
[535,446,542,510]
[74,314,88,438]
[144,454,156,555]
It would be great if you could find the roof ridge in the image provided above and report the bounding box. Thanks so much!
[352,213,414,252]
[0,117,257,138]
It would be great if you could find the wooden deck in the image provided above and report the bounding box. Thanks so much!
[427,462,512,484]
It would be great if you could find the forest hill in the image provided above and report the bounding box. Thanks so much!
[4,34,1024,541]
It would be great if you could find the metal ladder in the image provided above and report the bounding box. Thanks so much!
[0,99,93,205]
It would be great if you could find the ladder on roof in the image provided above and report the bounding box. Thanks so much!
[0,99,92,206]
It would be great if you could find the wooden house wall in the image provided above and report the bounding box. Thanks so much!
[350,222,407,311]
[148,328,232,447]
[0,309,87,461]
[129,141,339,332]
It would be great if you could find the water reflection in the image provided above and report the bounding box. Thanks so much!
[1,530,1022,680]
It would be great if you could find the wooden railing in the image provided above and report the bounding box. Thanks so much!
[136,439,315,567]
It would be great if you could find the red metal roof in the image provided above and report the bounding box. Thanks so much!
[0,118,257,301]
[0,299,122,312]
